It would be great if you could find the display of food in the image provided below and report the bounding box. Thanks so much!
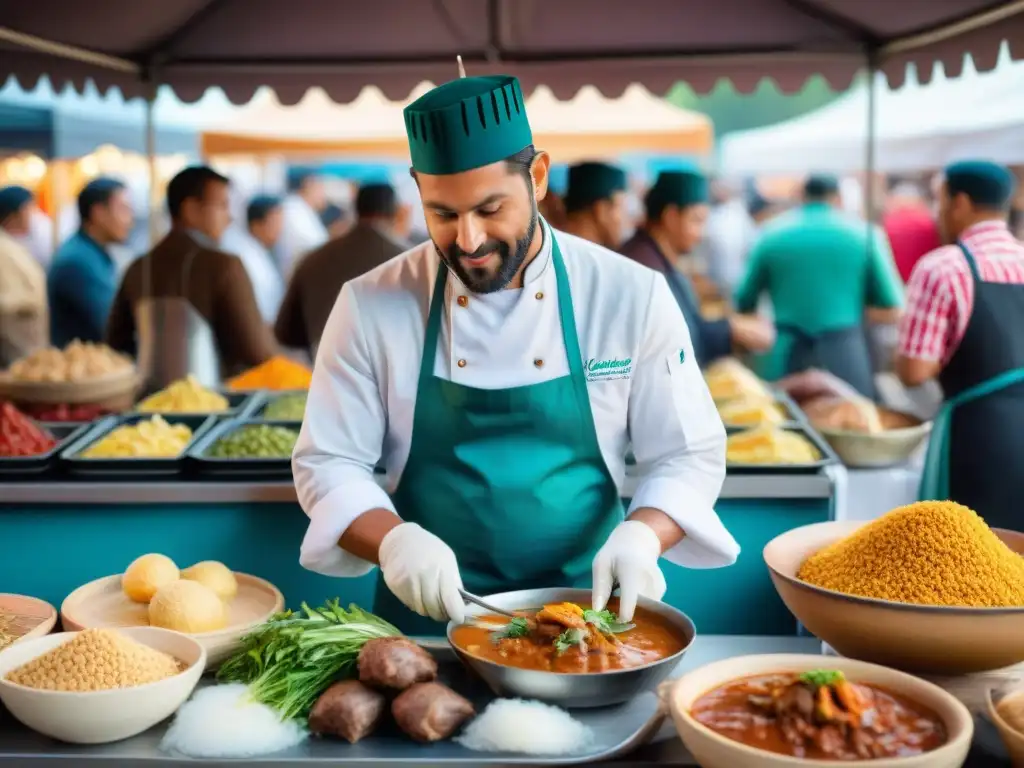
[216,600,401,721]
[803,396,920,433]
[207,423,299,459]
[717,396,786,427]
[690,669,947,759]
[450,600,684,674]
[119,554,237,632]
[4,628,183,692]
[136,376,229,414]
[704,358,772,403]
[308,636,474,744]
[797,501,1024,608]
[226,356,312,391]
[80,415,193,458]
[455,698,594,755]
[19,402,111,422]
[0,402,57,457]
[261,392,307,421]
[726,426,821,465]
[4,341,132,383]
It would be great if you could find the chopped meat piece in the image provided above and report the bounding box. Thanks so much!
[392,682,475,742]
[535,603,586,629]
[358,637,438,690]
[308,680,386,743]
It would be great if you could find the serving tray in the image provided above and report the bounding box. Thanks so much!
[187,418,300,479]
[0,423,86,477]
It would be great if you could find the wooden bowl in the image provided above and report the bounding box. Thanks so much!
[988,686,1024,767]
[0,627,204,744]
[669,654,972,768]
[764,521,1024,674]
[60,573,283,666]
[0,594,57,648]
[0,368,140,406]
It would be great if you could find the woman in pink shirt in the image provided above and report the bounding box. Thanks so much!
[882,181,941,283]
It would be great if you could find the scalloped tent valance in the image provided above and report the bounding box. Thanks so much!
[0,0,1022,105]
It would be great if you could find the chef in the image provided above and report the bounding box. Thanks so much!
[561,161,630,249]
[896,161,1024,527]
[294,74,739,636]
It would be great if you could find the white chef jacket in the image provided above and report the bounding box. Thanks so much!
[278,194,328,278]
[221,228,285,324]
[295,221,738,578]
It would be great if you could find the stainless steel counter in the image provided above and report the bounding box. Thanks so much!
[0,472,832,505]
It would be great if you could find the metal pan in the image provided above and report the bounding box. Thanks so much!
[60,413,216,478]
[132,388,258,419]
[187,418,300,478]
[0,423,87,477]
[248,390,308,421]
[446,587,696,709]
[726,423,838,474]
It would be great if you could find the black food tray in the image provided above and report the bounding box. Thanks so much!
[60,414,216,478]
[0,423,88,476]
[725,423,838,474]
[249,389,308,421]
[133,389,258,419]
[187,418,300,478]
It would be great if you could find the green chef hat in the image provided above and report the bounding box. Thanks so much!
[404,75,533,176]
[564,162,628,213]
[645,170,709,218]
[945,160,1017,209]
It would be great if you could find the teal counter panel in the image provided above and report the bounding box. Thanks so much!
[0,495,830,635]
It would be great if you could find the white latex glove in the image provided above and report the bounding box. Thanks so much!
[378,523,466,624]
[592,520,667,622]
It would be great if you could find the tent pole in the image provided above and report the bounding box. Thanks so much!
[0,27,138,73]
[144,80,158,248]
[865,51,878,222]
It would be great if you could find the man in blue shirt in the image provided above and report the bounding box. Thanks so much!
[47,178,134,347]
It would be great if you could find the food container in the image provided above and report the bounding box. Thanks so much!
[988,685,1024,767]
[0,626,205,744]
[60,414,216,479]
[0,423,86,477]
[186,418,300,478]
[133,388,258,419]
[764,520,1024,674]
[668,653,972,768]
[816,416,932,468]
[0,367,139,407]
[726,424,838,474]
[445,587,695,708]
[249,389,308,421]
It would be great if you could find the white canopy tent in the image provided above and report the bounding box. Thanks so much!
[719,45,1024,175]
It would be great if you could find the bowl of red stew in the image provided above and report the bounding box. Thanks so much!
[446,587,695,708]
[669,654,972,767]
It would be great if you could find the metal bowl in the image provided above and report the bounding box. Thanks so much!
[811,407,932,468]
[445,587,695,709]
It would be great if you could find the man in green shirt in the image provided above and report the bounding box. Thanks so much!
[733,175,903,398]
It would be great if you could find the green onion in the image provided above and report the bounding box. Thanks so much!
[554,627,588,654]
[799,669,846,688]
[216,599,400,721]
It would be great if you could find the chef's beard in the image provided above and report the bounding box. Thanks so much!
[437,201,539,294]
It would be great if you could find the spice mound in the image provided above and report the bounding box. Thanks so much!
[5,628,182,692]
[798,501,1024,607]
[226,357,312,391]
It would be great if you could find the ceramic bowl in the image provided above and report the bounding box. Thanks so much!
[0,627,205,744]
[669,653,973,768]
[764,520,1024,674]
[988,686,1024,767]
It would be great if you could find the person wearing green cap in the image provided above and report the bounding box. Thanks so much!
[620,170,775,366]
[733,174,903,398]
[896,160,1024,527]
[561,161,630,249]
[293,75,739,635]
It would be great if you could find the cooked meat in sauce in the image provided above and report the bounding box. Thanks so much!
[691,671,947,760]
[392,682,475,742]
[308,680,386,743]
[450,600,685,673]
[358,637,438,690]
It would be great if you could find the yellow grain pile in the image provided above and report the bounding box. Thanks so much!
[798,501,1024,607]
[6,628,182,691]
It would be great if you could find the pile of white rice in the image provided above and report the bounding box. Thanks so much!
[456,698,594,755]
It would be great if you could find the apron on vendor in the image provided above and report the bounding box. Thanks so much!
[293,74,739,637]
[896,160,1024,530]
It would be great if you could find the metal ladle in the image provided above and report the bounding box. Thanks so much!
[458,589,520,619]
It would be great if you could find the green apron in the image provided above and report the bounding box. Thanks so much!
[373,235,625,636]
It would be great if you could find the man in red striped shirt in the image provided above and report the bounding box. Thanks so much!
[896,160,1024,528]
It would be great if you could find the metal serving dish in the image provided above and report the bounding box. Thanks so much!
[0,423,86,477]
[445,587,695,709]
[248,389,308,421]
[133,389,258,419]
[187,418,300,478]
[725,424,838,474]
[816,416,932,468]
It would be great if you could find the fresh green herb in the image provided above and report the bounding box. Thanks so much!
[216,599,400,721]
[583,608,635,634]
[799,669,846,688]
[554,627,588,654]
[491,616,530,643]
